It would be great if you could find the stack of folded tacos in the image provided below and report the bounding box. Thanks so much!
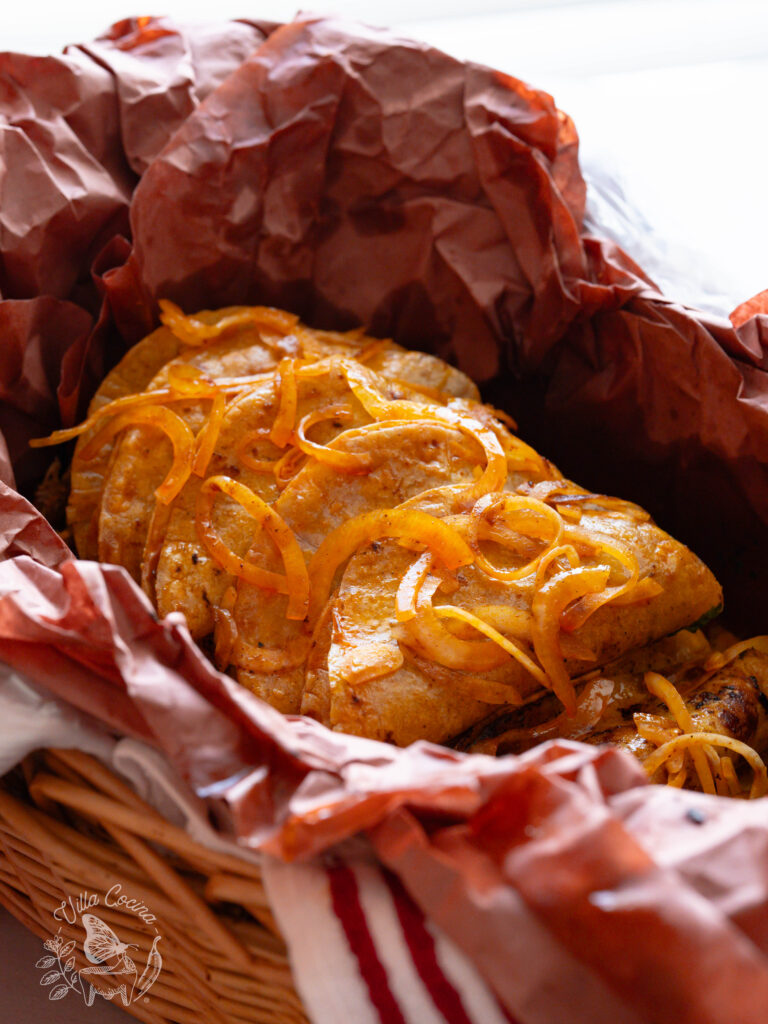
[36,303,768,799]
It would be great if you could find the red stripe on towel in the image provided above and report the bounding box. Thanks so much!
[385,868,523,1024]
[328,862,408,1024]
[384,868,477,1024]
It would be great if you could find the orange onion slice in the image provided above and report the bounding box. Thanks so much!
[704,635,768,673]
[644,671,716,795]
[535,544,580,587]
[486,405,518,432]
[237,429,280,473]
[635,713,681,757]
[140,501,173,601]
[167,363,216,396]
[78,406,194,505]
[31,370,283,452]
[525,481,650,522]
[395,562,545,688]
[269,359,298,448]
[192,391,226,477]
[308,509,474,625]
[354,338,393,365]
[301,359,508,500]
[233,635,312,674]
[465,604,595,661]
[531,565,611,713]
[643,732,767,799]
[295,405,372,474]
[395,551,435,623]
[274,446,307,488]
[159,299,298,348]
[31,368,289,452]
[528,676,615,744]
[196,476,309,620]
[470,493,563,583]
[469,675,614,756]
[720,756,743,797]
[433,606,547,690]
[560,533,640,632]
[611,577,664,605]
[503,438,549,477]
[29,383,222,449]
[398,570,511,674]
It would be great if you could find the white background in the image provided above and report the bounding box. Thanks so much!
[4,0,768,313]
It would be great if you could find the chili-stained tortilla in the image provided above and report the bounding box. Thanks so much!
[302,488,721,745]
[151,356,476,638]
[85,319,478,581]
[225,420,487,713]
[58,304,733,781]
[66,325,182,559]
[96,320,301,578]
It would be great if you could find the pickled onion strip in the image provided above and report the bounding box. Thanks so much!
[78,406,194,505]
[295,405,371,473]
[234,635,312,674]
[196,476,309,620]
[30,385,218,448]
[237,429,280,473]
[611,577,664,605]
[269,359,298,448]
[192,391,226,477]
[159,299,298,347]
[486,405,518,432]
[395,552,435,623]
[397,574,511,673]
[503,437,548,476]
[470,493,563,583]
[433,606,547,690]
[560,535,640,632]
[273,446,306,488]
[308,509,474,625]
[634,713,680,749]
[468,604,534,639]
[644,671,716,795]
[394,558,544,685]
[535,544,580,587]
[525,481,650,522]
[140,502,173,601]
[317,360,508,500]
[168,363,216,395]
[704,636,768,673]
[720,756,743,797]
[459,605,595,660]
[527,677,616,745]
[643,732,767,799]
[531,565,611,712]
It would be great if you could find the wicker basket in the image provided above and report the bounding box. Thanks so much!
[0,748,307,1024]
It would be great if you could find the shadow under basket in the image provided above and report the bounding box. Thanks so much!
[0,748,308,1024]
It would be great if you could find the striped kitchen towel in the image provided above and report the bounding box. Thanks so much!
[263,848,515,1024]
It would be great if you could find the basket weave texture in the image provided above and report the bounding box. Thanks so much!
[0,748,307,1024]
